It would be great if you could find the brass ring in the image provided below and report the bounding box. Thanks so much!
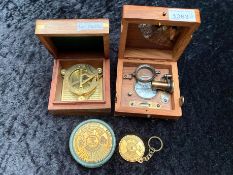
[134,64,159,83]
[148,136,163,152]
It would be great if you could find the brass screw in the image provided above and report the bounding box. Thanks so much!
[162,26,168,31]
[128,92,133,96]
[156,103,161,109]
[61,69,66,76]
[97,68,102,74]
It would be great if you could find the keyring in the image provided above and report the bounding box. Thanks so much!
[148,136,163,152]
[119,135,164,163]
[134,64,160,83]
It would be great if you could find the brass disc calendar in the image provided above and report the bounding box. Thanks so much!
[119,135,145,162]
[69,119,116,168]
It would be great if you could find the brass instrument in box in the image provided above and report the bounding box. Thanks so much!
[61,64,103,101]
[35,19,111,115]
[115,5,201,119]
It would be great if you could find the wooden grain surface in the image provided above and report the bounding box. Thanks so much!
[122,5,201,26]
[35,19,109,35]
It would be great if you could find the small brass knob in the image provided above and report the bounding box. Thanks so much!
[179,96,184,106]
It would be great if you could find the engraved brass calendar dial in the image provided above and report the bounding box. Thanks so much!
[69,119,116,168]
[119,135,145,162]
[72,121,113,163]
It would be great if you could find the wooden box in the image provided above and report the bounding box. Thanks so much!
[115,5,201,119]
[35,19,111,115]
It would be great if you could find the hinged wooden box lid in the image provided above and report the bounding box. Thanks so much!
[115,5,201,119]
[35,19,109,59]
[119,5,201,61]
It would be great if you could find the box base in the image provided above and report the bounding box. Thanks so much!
[48,57,111,116]
[115,58,182,119]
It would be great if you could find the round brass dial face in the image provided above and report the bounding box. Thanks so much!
[63,64,102,97]
[119,135,145,162]
[73,121,113,163]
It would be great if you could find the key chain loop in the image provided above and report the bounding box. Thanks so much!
[148,136,163,152]
[137,136,163,163]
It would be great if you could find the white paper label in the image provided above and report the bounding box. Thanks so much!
[77,22,104,31]
[168,9,196,22]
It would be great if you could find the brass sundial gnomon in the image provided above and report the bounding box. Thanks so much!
[61,64,103,101]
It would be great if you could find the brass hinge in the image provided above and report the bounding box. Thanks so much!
[179,96,184,106]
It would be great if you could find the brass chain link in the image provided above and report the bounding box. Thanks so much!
[138,147,156,163]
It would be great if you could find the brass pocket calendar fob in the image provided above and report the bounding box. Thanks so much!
[119,135,163,163]
[61,64,103,101]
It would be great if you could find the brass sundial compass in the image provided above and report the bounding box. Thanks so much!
[61,64,103,101]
